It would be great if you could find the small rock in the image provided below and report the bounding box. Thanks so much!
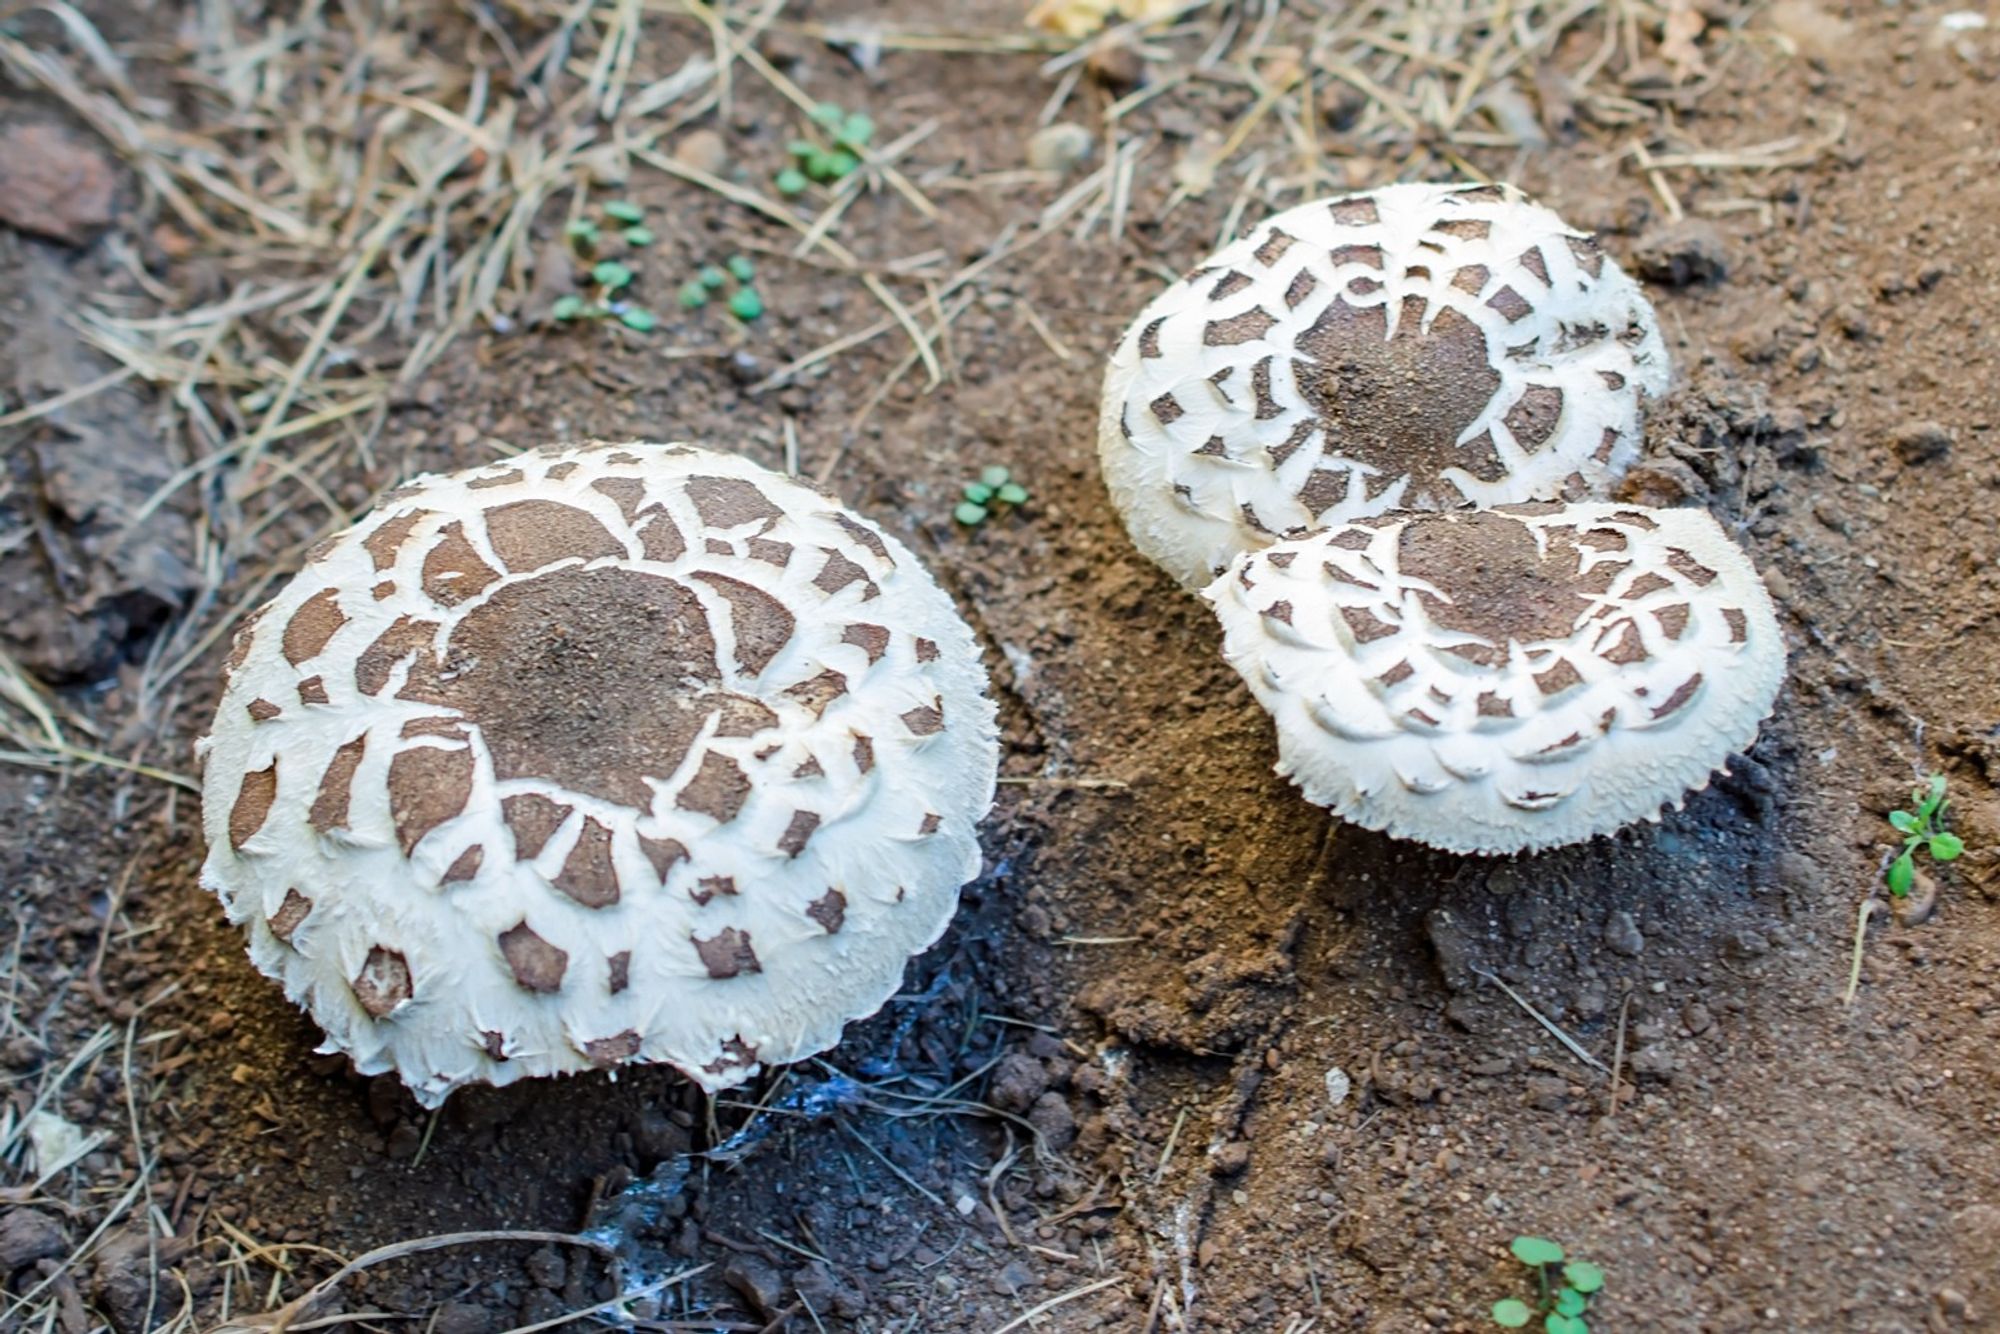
[91,1228,189,1334]
[673,128,729,176]
[1628,1043,1678,1081]
[1524,1076,1568,1111]
[1424,908,1480,990]
[0,1209,65,1273]
[1893,868,1940,927]
[722,1256,787,1320]
[0,124,119,246]
[992,1261,1037,1296]
[1027,1091,1077,1150]
[1603,910,1645,957]
[1681,1001,1714,1035]
[1724,929,1771,959]
[524,1247,567,1290]
[385,1123,422,1159]
[988,1052,1050,1114]
[433,1302,495,1334]
[1887,419,1953,465]
[1085,41,1144,90]
[1210,1141,1251,1177]
[631,1106,689,1161]
[1631,219,1727,286]
[1026,122,1093,173]
[1325,1066,1352,1107]
[1937,1288,1970,1320]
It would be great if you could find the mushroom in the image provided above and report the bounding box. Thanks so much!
[1204,502,1783,854]
[198,442,998,1106]
[1099,182,1670,589]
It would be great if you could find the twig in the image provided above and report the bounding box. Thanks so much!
[1468,965,1608,1074]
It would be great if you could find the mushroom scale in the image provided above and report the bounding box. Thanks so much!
[198,442,999,1106]
[1100,182,1670,589]
[1206,503,1783,855]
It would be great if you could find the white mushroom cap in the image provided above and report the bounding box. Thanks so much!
[1100,183,1670,589]
[197,442,998,1106]
[1205,503,1783,855]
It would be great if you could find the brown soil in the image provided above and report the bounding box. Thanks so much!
[4,2,2000,1332]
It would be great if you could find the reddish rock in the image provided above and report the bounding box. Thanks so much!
[0,124,119,245]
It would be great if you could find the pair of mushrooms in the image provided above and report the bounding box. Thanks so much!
[1100,181,1784,855]
[199,182,1781,1106]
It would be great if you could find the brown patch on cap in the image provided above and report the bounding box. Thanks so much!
[901,698,945,736]
[794,755,824,778]
[1329,530,1373,551]
[442,846,484,884]
[852,734,875,773]
[638,835,688,880]
[746,537,793,568]
[1210,270,1253,301]
[484,500,624,572]
[1378,660,1415,687]
[355,616,440,696]
[1578,528,1627,552]
[1601,620,1648,665]
[690,572,795,675]
[1293,300,1501,487]
[1594,428,1621,463]
[1502,384,1564,452]
[504,793,570,860]
[1433,218,1491,242]
[499,922,567,993]
[421,521,501,605]
[483,1031,509,1060]
[608,951,631,994]
[1297,469,1350,517]
[1612,509,1658,530]
[269,889,312,942]
[1397,513,1589,647]
[1338,606,1397,644]
[832,513,893,565]
[678,751,750,824]
[1655,604,1692,639]
[919,812,941,835]
[363,510,427,571]
[591,476,646,520]
[1650,673,1703,720]
[353,946,412,1018]
[297,676,328,705]
[308,736,368,833]
[785,669,848,717]
[1517,246,1550,285]
[1626,572,1673,599]
[842,623,889,664]
[693,874,737,905]
[283,589,347,665]
[915,637,939,663]
[584,1031,642,1067]
[1665,549,1719,587]
[1476,691,1514,718]
[1138,317,1167,359]
[806,888,847,934]
[704,539,733,557]
[247,699,282,722]
[229,762,278,850]
[813,550,877,600]
[638,511,687,562]
[1450,263,1490,295]
[1456,430,1506,483]
[553,816,620,907]
[1264,600,1294,626]
[1724,608,1748,643]
[1329,195,1379,225]
[694,927,761,979]
[388,745,474,856]
[400,716,467,740]
[1252,228,1295,266]
[1566,235,1605,278]
[1486,286,1533,322]
[1150,391,1185,426]
[1250,358,1279,420]
[686,476,783,529]
[1284,270,1318,309]
[1534,659,1585,695]
[1205,309,1278,347]
[467,468,525,490]
[703,1036,759,1076]
[777,810,820,858]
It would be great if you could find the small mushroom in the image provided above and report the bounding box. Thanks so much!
[198,442,998,1106]
[1100,183,1669,589]
[1205,503,1783,854]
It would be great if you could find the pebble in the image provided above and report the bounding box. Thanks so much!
[1725,928,1771,959]
[1028,1090,1077,1150]
[1210,1141,1252,1177]
[1681,1001,1714,1035]
[1603,910,1646,957]
[1324,1066,1351,1108]
[721,1256,786,1320]
[524,1246,566,1290]
[0,1208,66,1273]
[987,1052,1050,1114]
[0,124,120,246]
[433,1302,495,1334]
[1026,122,1093,173]
[673,128,729,176]
[1887,419,1953,465]
[1631,219,1728,286]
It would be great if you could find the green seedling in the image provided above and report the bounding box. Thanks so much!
[726,287,765,321]
[552,202,665,333]
[699,265,727,290]
[776,166,809,196]
[954,466,1030,526]
[564,218,600,249]
[591,260,634,291]
[1491,1237,1604,1333]
[617,307,658,332]
[1887,773,1963,896]
[603,200,644,224]
[779,101,878,193]
[677,280,710,309]
[727,254,755,282]
[622,226,655,246]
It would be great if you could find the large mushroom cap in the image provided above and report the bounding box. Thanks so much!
[1205,503,1783,854]
[198,442,998,1106]
[1100,182,1670,589]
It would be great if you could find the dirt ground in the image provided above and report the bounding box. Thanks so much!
[4,0,2000,1330]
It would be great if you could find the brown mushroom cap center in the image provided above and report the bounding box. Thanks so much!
[1291,298,1502,484]
[1396,511,1590,646]
[407,565,778,811]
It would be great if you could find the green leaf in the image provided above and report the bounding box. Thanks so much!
[726,287,764,321]
[995,482,1029,505]
[1887,851,1915,897]
[810,101,845,129]
[775,167,810,196]
[1554,1288,1586,1316]
[551,295,586,321]
[726,254,755,282]
[1492,1299,1532,1328]
[1510,1237,1565,1268]
[1545,1316,1587,1334]
[1889,810,1918,834]
[805,148,842,181]
[591,260,633,290]
[953,501,988,526]
[963,482,994,504]
[828,148,860,178]
[1562,1261,1604,1295]
[787,138,817,158]
[621,226,655,247]
[603,200,644,223]
[617,307,657,332]
[1930,832,1964,861]
[838,111,875,148]
[675,280,709,309]
[980,464,1011,488]
[699,265,727,289]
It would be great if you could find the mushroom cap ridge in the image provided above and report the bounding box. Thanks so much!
[1100,182,1670,590]
[198,442,999,1106]
[1204,502,1783,855]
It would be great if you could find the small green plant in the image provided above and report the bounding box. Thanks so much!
[1491,1236,1603,1333]
[554,200,660,331]
[675,254,764,322]
[776,100,876,195]
[955,465,1030,526]
[1886,773,1963,896]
